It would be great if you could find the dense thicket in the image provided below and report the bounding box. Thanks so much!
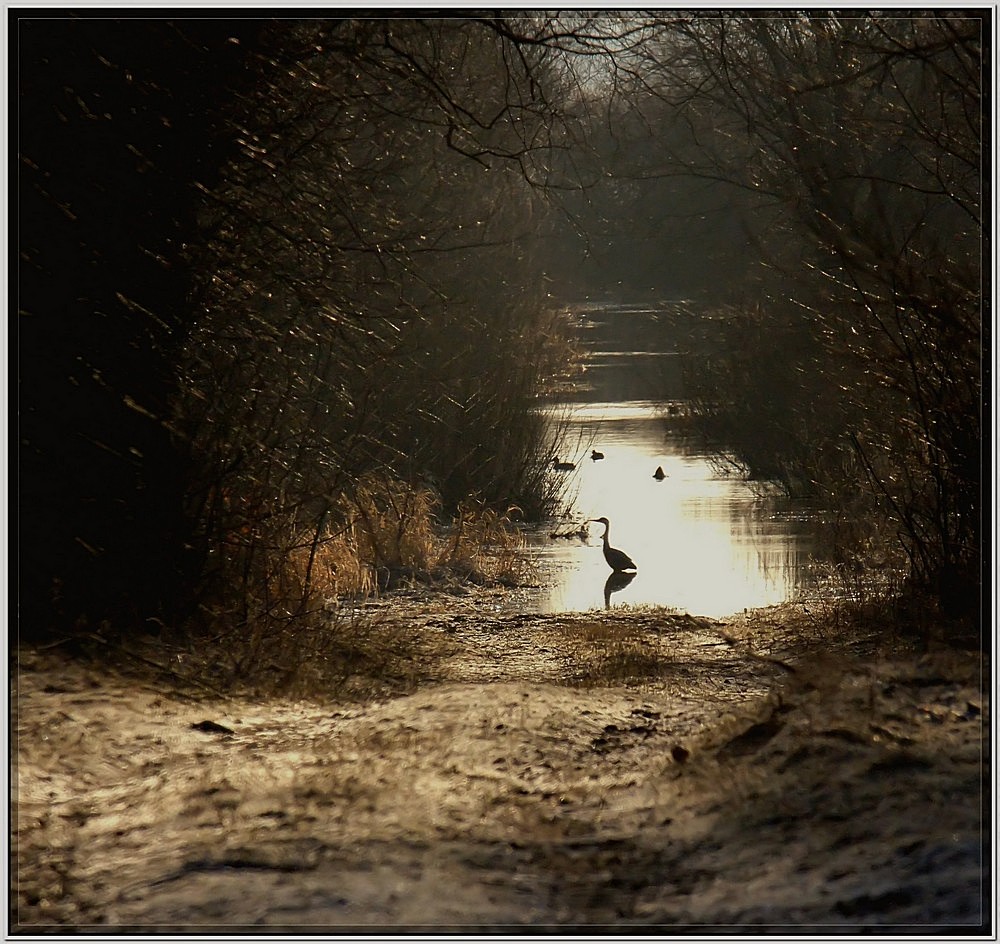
[177,19,580,629]
[632,15,985,620]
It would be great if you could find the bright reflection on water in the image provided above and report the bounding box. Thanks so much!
[524,400,816,618]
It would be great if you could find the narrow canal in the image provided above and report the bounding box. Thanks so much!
[521,302,820,618]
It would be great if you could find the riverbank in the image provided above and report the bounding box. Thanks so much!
[12,598,989,933]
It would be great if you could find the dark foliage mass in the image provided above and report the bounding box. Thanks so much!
[18,19,264,639]
[176,19,577,631]
[623,15,984,622]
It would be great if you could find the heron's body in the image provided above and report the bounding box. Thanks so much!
[589,516,637,572]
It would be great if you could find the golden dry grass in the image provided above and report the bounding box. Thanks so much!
[282,477,534,603]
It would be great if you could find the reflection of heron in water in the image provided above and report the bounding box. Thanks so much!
[588,517,637,572]
[604,569,636,608]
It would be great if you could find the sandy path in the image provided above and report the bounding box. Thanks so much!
[12,607,989,932]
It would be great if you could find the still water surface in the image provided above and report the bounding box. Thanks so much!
[518,305,819,618]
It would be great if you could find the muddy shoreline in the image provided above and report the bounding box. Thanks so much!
[12,601,990,934]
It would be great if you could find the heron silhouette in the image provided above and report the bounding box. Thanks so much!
[589,517,637,572]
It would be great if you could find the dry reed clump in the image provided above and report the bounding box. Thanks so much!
[440,498,535,585]
[282,476,535,604]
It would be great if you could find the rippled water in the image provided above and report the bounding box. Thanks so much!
[518,304,819,618]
